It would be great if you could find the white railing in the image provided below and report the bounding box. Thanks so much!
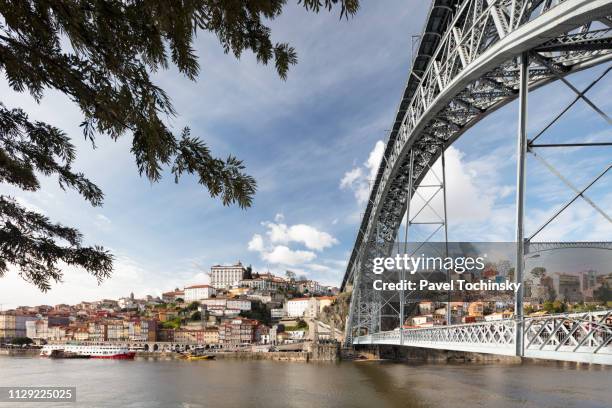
[354,310,612,364]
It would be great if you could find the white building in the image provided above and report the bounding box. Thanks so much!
[209,262,247,289]
[199,297,251,311]
[286,298,319,318]
[184,285,216,302]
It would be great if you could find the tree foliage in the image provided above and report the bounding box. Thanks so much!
[10,336,33,345]
[0,0,359,291]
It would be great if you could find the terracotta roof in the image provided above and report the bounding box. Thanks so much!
[185,284,213,289]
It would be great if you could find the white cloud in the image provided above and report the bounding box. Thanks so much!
[14,196,45,214]
[340,167,362,189]
[263,222,338,251]
[247,215,339,270]
[93,214,112,230]
[366,140,385,181]
[525,192,612,242]
[184,272,211,286]
[340,140,385,206]
[262,245,316,265]
[274,213,285,222]
[247,234,265,252]
[304,263,332,272]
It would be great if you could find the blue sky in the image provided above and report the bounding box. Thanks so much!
[1,1,610,308]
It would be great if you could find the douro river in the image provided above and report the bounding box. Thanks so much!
[0,356,610,407]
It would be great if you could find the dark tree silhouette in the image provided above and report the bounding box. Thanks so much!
[0,0,359,290]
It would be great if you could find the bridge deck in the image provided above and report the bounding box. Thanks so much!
[354,311,612,365]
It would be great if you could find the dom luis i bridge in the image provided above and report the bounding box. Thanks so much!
[340,0,612,365]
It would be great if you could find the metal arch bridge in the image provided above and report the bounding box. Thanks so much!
[340,0,612,364]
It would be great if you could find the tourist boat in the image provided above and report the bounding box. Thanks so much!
[40,344,136,360]
[49,349,91,359]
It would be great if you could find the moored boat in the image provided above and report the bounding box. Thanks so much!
[49,349,91,359]
[41,344,135,359]
[186,354,215,361]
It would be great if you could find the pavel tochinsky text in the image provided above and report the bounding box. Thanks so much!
[371,254,521,293]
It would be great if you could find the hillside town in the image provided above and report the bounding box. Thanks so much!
[1,262,610,349]
[0,262,343,349]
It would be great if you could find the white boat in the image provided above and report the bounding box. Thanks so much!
[40,344,136,359]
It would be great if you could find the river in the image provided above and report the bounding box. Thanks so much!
[0,357,610,407]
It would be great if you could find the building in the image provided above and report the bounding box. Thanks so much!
[156,309,179,322]
[417,301,441,315]
[128,320,157,341]
[295,280,324,295]
[468,302,484,317]
[316,296,335,314]
[411,314,446,327]
[284,296,336,318]
[73,328,89,341]
[118,297,138,310]
[247,292,285,304]
[203,327,219,344]
[286,298,317,318]
[174,329,207,344]
[209,262,247,289]
[255,325,270,344]
[199,298,251,313]
[184,285,216,302]
[162,289,185,303]
[218,318,259,346]
[0,313,38,341]
[553,273,582,302]
[157,329,174,342]
[229,287,251,297]
[484,311,512,321]
[240,273,288,291]
[106,320,129,341]
[580,270,598,291]
[271,308,284,322]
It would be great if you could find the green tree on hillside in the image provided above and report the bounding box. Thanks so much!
[0,0,359,291]
[10,336,33,346]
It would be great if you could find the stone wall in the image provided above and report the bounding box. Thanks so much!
[306,343,340,361]
[214,351,310,362]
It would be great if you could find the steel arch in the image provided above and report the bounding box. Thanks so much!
[342,0,612,346]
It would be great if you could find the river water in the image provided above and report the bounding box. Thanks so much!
[0,356,610,408]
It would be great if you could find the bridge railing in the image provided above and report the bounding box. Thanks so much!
[523,310,612,361]
[354,310,612,364]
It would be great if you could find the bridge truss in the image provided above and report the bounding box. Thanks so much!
[341,0,612,363]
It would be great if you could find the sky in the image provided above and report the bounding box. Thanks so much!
[1,1,610,308]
